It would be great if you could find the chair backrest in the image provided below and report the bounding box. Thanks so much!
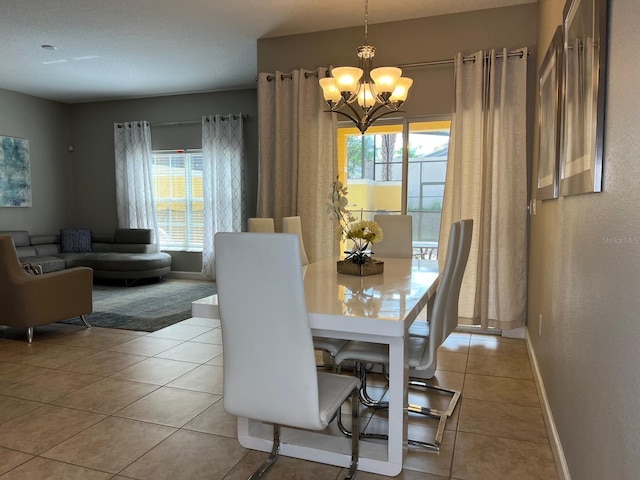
[372,214,413,259]
[215,232,324,430]
[247,217,275,233]
[281,216,309,266]
[442,219,473,342]
[0,235,31,289]
[416,221,460,370]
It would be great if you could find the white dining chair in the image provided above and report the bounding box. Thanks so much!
[335,220,472,451]
[248,217,275,233]
[282,215,309,266]
[372,214,413,259]
[214,232,360,479]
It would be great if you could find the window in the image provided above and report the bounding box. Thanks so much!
[338,118,450,253]
[151,150,204,250]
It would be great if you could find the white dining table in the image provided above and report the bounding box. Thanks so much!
[192,256,439,477]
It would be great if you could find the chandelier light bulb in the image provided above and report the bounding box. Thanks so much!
[319,77,341,102]
[389,77,413,102]
[370,67,402,94]
[331,67,363,94]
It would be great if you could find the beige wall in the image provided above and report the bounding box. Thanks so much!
[529,0,640,478]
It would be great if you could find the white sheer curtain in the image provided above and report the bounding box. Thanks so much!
[113,121,160,251]
[440,48,528,330]
[201,114,245,279]
[257,67,337,263]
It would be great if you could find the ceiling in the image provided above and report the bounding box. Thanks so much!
[1,0,535,104]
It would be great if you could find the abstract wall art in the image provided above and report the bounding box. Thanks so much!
[0,136,32,207]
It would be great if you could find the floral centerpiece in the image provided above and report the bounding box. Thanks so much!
[327,177,385,276]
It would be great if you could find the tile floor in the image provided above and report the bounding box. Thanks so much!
[0,319,558,480]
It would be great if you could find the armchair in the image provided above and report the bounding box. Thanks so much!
[0,235,93,343]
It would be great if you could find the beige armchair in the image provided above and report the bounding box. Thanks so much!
[0,235,93,343]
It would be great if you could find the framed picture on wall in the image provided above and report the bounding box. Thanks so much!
[537,26,563,200]
[559,0,608,196]
[0,136,32,207]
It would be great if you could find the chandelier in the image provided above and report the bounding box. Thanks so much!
[319,0,413,134]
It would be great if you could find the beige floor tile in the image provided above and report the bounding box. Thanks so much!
[189,328,223,345]
[469,335,528,357]
[435,351,468,373]
[120,429,247,480]
[114,386,220,427]
[167,364,224,394]
[1,369,101,403]
[48,330,142,350]
[0,395,43,424]
[13,344,98,369]
[223,449,342,480]
[153,341,223,363]
[0,456,112,479]
[0,405,105,454]
[110,357,199,385]
[0,362,52,390]
[57,349,148,376]
[413,370,465,392]
[53,378,159,415]
[146,324,213,341]
[463,374,540,407]
[451,431,557,480]
[180,316,221,328]
[108,336,183,356]
[42,417,176,474]
[353,470,447,480]
[458,398,549,444]
[403,426,456,477]
[440,335,471,354]
[183,398,237,437]
[0,447,32,476]
[466,354,533,380]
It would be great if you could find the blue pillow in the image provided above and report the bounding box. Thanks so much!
[60,228,92,253]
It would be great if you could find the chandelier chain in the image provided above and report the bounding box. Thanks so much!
[364,0,368,45]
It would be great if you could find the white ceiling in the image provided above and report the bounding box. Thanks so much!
[1,0,535,104]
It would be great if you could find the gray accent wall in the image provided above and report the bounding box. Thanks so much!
[0,89,74,234]
[529,0,640,478]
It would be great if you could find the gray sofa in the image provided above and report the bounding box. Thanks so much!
[3,228,172,282]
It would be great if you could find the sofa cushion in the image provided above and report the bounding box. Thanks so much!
[19,255,66,273]
[0,231,31,247]
[30,234,60,245]
[60,228,92,253]
[114,228,153,244]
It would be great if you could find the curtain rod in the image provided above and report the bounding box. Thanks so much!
[264,48,529,82]
[151,114,248,127]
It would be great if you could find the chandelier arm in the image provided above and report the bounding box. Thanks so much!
[368,108,403,124]
[331,109,361,125]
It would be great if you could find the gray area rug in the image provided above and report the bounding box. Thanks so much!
[63,279,217,332]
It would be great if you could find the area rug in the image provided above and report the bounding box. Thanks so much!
[63,279,217,332]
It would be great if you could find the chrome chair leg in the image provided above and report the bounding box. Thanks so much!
[346,387,360,479]
[80,315,92,328]
[26,327,33,344]
[249,424,281,479]
[355,362,388,408]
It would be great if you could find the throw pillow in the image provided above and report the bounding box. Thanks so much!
[60,228,92,253]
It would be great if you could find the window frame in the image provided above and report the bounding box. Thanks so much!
[151,149,204,252]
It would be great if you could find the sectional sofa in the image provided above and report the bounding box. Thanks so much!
[3,228,172,283]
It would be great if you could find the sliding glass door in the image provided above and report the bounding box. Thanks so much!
[338,118,451,258]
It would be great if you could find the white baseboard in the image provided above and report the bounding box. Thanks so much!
[525,329,571,480]
[165,271,209,281]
